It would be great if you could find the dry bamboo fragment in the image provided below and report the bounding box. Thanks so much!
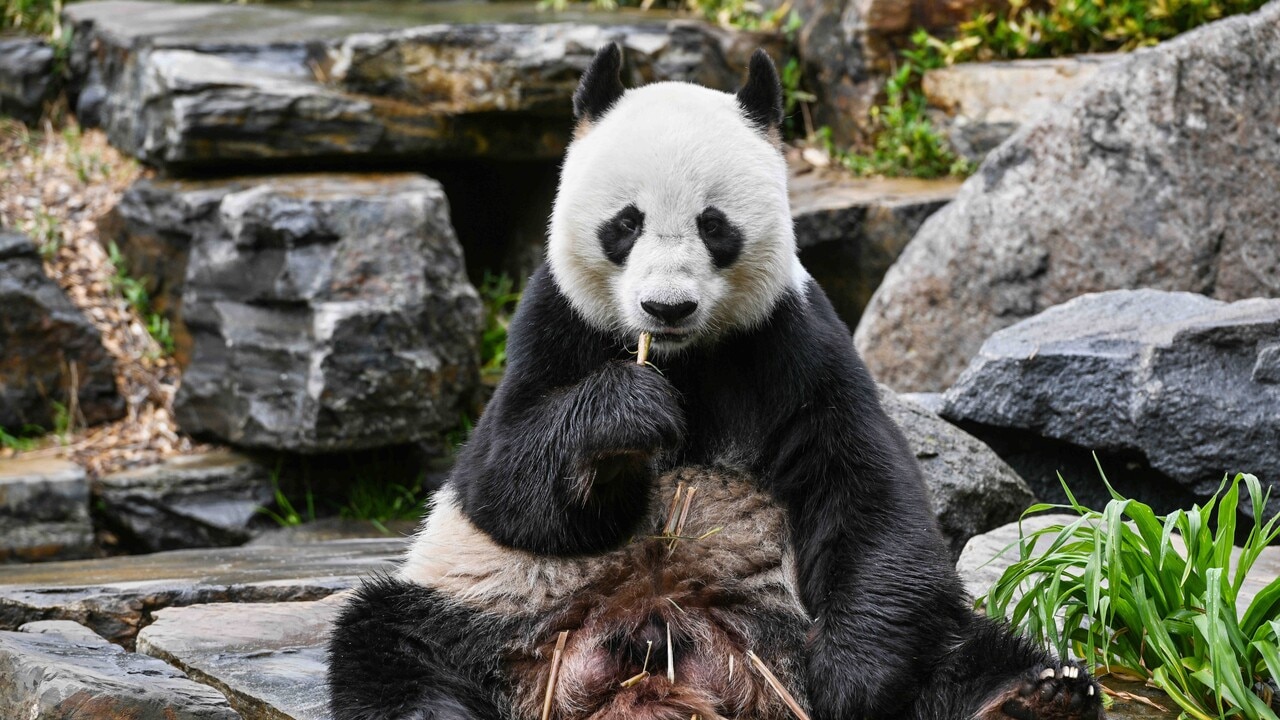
[747,651,810,720]
[662,482,687,536]
[620,671,650,688]
[666,623,675,683]
[541,631,570,720]
[637,332,653,366]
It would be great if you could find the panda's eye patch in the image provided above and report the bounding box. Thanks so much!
[598,204,644,265]
[697,207,743,269]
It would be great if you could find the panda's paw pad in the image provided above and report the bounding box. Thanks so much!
[983,662,1104,720]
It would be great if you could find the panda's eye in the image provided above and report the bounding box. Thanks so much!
[598,205,644,265]
[696,207,743,269]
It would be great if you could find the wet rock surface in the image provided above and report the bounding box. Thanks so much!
[171,173,482,453]
[922,55,1115,163]
[138,597,344,720]
[95,450,274,552]
[940,291,1280,517]
[0,626,240,719]
[855,2,1280,391]
[879,387,1034,557]
[64,0,781,172]
[0,458,93,563]
[0,232,123,431]
[0,37,55,126]
[0,538,402,646]
[792,167,958,326]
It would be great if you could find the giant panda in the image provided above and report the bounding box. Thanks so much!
[327,45,1106,720]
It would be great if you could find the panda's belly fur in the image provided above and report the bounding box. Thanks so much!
[400,466,811,720]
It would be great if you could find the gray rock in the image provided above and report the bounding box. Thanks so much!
[921,55,1116,163]
[64,0,782,172]
[792,166,958,326]
[941,290,1280,516]
[0,37,55,125]
[879,388,1034,557]
[0,538,403,647]
[19,620,110,646]
[138,597,343,720]
[0,628,240,719]
[0,458,93,563]
[95,450,274,552]
[855,2,1280,391]
[0,232,123,431]
[172,173,482,453]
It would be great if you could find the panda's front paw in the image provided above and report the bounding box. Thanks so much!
[980,661,1104,720]
[576,361,684,467]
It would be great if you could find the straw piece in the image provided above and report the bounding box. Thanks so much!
[637,332,653,366]
[728,654,734,681]
[620,671,650,688]
[666,623,675,683]
[541,631,570,720]
[747,651,810,720]
[662,482,687,536]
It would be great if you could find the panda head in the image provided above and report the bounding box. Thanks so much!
[548,45,799,354]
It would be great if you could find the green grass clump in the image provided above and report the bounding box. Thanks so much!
[0,425,43,452]
[478,272,520,378]
[535,0,796,30]
[105,241,175,357]
[927,0,1269,62]
[340,475,431,534]
[984,469,1280,719]
[3,0,62,37]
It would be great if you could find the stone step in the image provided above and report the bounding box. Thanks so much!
[790,163,959,327]
[922,55,1117,163]
[0,457,94,564]
[0,621,241,719]
[0,538,403,647]
[95,450,274,552]
[64,0,781,173]
[138,597,343,720]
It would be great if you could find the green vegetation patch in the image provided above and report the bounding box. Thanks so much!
[927,0,1270,63]
[984,469,1280,719]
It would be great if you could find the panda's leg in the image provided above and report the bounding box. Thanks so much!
[327,577,507,720]
[905,615,1104,720]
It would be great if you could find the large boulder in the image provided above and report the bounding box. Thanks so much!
[0,233,122,431]
[855,1,1280,392]
[879,387,1034,557]
[941,290,1280,517]
[172,173,482,453]
[0,37,55,125]
[64,0,782,173]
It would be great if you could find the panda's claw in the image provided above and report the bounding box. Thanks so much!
[979,660,1104,720]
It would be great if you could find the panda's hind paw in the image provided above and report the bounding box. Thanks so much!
[978,661,1104,720]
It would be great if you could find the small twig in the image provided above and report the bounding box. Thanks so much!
[1100,685,1169,713]
[620,671,650,688]
[747,651,810,720]
[668,486,697,551]
[541,631,570,720]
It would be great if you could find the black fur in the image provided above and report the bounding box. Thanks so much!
[696,207,744,269]
[328,264,1104,719]
[598,204,644,265]
[736,49,784,132]
[573,43,625,123]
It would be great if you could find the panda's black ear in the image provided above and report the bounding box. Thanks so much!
[574,43,626,123]
[736,49,784,133]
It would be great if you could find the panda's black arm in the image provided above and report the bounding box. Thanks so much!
[760,285,970,719]
[451,266,684,556]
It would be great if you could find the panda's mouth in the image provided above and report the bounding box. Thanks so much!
[652,331,690,342]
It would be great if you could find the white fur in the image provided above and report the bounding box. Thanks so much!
[548,82,796,353]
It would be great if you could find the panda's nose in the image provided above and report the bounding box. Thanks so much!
[641,300,698,325]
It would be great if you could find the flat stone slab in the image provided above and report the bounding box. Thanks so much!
[0,626,240,719]
[139,597,344,720]
[790,165,959,325]
[0,457,94,563]
[65,0,780,172]
[0,538,403,647]
[96,450,274,552]
[922,55,1116,162]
